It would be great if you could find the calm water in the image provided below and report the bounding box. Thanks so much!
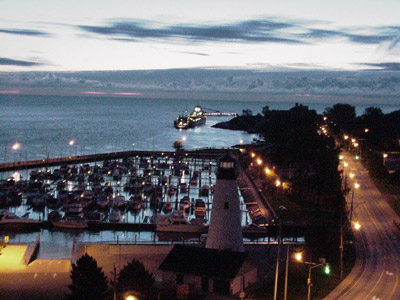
[2,95,399,163]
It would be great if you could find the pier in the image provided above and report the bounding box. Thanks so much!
[0,149,227,172]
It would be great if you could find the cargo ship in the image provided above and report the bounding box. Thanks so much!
[174,105,206,129]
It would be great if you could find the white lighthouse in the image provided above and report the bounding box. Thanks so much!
[206,153,244,252]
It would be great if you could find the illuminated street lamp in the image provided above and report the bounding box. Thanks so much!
[383,153,388,166]
[364,128,369,133]
[12,142,21,151]
[251,152,256,158]
[265,168,272,175]
[344,135,349,140]
[353,221,361,231]
[295,252,303,262]
[11,142,21,164]
[69,139,76,157]
[275,180,281,187]
[349,173,355,179]
[343,162,348,167]
[257,159,262,165]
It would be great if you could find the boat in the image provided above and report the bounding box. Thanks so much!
[162,201,173,213]
[199,185,210,197]
[155,211,207,233]
[0,211,42,229]
[113,195,126,209]
[174,105,207,129]
[65,203,83,216]
[86,211,105,224]
[109,209,122,222]
[48,210,62,222]
[53,216,87,230]
[194,199,206,218]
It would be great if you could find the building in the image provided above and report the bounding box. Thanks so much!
[206,153,244,252]
[158,245,257,296]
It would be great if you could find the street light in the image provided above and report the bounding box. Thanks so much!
[353,221,361,231]
[295,252,303,262]
[12,142,21,151]
[383,153,388,166]
[306,256,329,300]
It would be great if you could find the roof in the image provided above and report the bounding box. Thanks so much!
[159,245,247,279]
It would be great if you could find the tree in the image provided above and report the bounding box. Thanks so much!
[324,103,356,134]
[173,140,184,151]
[242,108,253,116]
[116,259,155,299]
[66,254,109,300]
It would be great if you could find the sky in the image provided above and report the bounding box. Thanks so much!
[0,0,400,72]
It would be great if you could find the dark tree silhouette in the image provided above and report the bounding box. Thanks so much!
[173,140,184,151]
[324,103,356,134]
[116,259,155,299]
[66,254,109,300]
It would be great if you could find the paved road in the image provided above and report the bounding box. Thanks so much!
[324,150,400,300]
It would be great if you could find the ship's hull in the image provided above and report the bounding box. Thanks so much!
[174,116,206,129]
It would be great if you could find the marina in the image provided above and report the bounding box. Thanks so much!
[1,149,298,251]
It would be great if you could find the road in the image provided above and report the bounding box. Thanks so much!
[324,150,400,300]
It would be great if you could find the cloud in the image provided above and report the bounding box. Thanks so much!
[1,69,399,98]
[361,62,400,71]
[77,17,400,48]
[0,57,43,66]
[181,52,209,56]
[0,28,50,37]
[78,18,303,44]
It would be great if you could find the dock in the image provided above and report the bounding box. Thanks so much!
[0,149,227,172]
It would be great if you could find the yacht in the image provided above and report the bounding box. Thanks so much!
[155,211,207,233]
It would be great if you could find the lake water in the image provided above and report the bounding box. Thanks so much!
[1,95,399,164]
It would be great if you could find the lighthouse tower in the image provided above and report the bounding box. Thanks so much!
[206,153,244,252]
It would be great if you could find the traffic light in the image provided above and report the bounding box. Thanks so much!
[324,264,330,275]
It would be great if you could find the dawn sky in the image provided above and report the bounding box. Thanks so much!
[0,0,400,72]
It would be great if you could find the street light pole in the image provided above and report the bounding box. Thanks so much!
[284,245,290,300]
[340,209,343,280]
[307,253,312,300]
[273,219,282,300]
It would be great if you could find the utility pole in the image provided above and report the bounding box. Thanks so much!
[307,254,312,300]
[339,209,343,280]
[284,245,290,300]
[113,264,117,300]
[273,219,282,300]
